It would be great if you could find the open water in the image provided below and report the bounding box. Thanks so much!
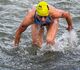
[0,0,80,70]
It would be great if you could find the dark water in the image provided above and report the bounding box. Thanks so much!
[0,0,80,70]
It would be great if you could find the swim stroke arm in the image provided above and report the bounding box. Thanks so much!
[62,12,73,31]
[14,24,28,47]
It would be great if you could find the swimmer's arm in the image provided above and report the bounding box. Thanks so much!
[61,10,73,31]
[52,8,73,31]
[14,11,34,47]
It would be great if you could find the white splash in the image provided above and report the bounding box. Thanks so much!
[38,30,78,54]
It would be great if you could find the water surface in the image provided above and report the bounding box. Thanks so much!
[0,0,80,70]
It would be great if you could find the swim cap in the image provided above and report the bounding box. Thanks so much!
[36,1,49,16]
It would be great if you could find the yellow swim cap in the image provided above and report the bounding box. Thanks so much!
[36,1,49,16]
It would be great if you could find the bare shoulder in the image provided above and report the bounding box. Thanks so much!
[20,7,36,26]
[48,5,55,10]
[27,7,36,17]
[48,5,68,18]
[49,5,65,13]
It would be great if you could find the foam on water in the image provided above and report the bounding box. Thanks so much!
[38,30,78,55]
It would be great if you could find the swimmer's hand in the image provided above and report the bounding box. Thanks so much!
[66,25,73,31]
[12,40,19,48]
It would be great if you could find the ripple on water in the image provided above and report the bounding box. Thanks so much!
[0,0,80,70]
